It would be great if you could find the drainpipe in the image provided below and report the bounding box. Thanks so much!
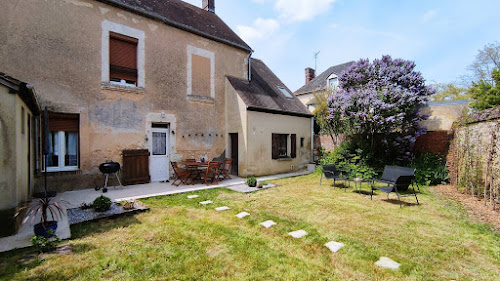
[310,117,314,162]
[247,51,253,81]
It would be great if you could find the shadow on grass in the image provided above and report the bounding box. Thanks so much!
[353,190,373,195]
[70,214,142,239]
[381,198,420,207]
[0,247,43,280]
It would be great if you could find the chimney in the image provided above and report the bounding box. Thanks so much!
[305,67,315,84]
[203,0,215,13]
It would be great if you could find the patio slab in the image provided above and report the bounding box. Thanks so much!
[236,212,250,218]
[375,257,401,270]
[288,230,308,238]
[325,241,345,253]
[260,220,277,228]
[215,206,230,211]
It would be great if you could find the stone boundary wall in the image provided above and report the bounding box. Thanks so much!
[447,107,500,210]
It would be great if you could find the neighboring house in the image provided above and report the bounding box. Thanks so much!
[0,74,40,210]
[0,0,311,192]
[226,59,313,176]
[414,100,469,155]
[294,61,354,112]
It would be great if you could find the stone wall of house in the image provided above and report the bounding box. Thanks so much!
[447,107,500,209]
[0,0,249,191]
[245,111,312,176]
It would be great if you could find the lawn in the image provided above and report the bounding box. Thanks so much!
[1,173,499,280]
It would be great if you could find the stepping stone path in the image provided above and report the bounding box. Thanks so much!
[260,220,277,228]
[375,257,401,270]
[325,241,345,253]
[187,195,199,199]
[199,200,213,205]
[288,230,308,238]
[215,206,230,211]
[236,212,250,218]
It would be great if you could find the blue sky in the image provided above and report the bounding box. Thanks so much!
[183,0,500,91]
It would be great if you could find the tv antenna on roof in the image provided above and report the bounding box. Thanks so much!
[314,51,320,71]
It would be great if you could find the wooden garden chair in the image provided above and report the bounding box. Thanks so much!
[202,161,220,186]
[171,161,191,186]
[218,158,232,180]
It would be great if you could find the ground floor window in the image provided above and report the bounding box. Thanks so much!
[272,133,297,159]
[45,113,79,172]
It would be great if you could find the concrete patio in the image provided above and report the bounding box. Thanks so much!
[0,169,313,253]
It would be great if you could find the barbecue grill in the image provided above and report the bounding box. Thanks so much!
[96,161,122,191]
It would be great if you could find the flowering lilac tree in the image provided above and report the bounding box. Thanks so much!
[327,55,435,164]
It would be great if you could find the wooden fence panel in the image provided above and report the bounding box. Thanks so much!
[122,149,150,185]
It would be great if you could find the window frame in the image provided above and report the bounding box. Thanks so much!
[101,20,145,88]
[272,133,297,159]
[46,131,79,172]
[327,74,339,90]
[187,45,215,100]
[43,113,80,173]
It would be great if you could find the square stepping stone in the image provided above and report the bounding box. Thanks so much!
[375,257,401,270]
[187,195,199,199]
[215,206,230,211]
[288,230,307,238]
[236,212,250,218]
[325,241,345,253]
[199,200,213,205]
[259,220,277,228]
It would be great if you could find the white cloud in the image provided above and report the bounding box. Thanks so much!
[275,0,336,22]
[236,18,280,43]
[423,10,437,22]
[330,23,338,29]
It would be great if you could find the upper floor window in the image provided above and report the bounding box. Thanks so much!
[187,45,215,101]
[327,74,339,90]
[109,32,138,86]
[101,20,145,88]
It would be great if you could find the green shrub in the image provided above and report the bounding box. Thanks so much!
[411,153,448,186]
[319,143,377,180]
[31,233,60,253]
[246,176,257,187]
[92,196,112,212]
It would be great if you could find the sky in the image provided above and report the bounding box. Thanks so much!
[182,0,500,92]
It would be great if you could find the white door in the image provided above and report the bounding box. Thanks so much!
[150,127,169,182]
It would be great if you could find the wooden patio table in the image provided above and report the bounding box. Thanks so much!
[185,161,208,183]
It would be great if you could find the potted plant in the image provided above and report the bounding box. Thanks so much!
[17,195,66,238]
[246,176,257,187]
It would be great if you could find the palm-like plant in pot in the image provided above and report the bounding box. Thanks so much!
[17,195,66,238]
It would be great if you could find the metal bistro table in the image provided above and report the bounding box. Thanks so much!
[352,177,373,193]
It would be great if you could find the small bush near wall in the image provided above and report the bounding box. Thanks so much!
[411,153,448,186]
[319,143,377,180]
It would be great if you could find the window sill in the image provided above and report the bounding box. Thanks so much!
[187,95,214,104]
[45,167,80,173]
[101,82,145,93]
[275,157,292,161]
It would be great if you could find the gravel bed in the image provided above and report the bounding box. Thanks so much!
[67,202,149,225]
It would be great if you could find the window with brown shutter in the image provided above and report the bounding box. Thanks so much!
[290,134,296,158]
[272,133,288,159]
[43,113,80,171]
[109,32,138,85]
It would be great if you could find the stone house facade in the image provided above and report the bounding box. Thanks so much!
[0,0,312,193]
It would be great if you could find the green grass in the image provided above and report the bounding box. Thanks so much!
[1,174,499,280]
